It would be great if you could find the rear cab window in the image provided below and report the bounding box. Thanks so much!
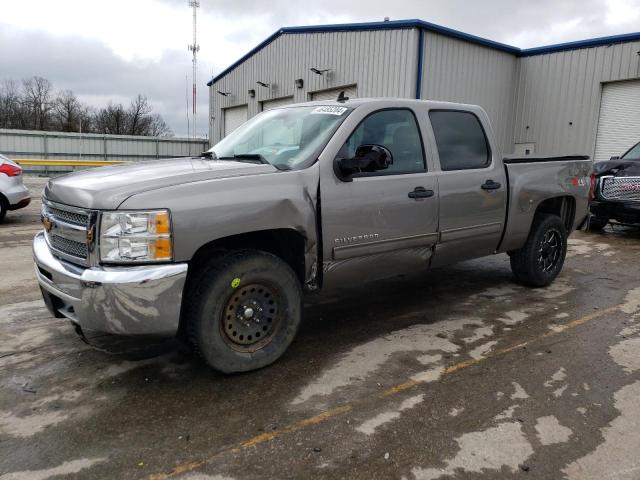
[429,110,491,171]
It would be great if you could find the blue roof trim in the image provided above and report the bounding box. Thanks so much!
[207,19,640,86]
[520,31,640,56]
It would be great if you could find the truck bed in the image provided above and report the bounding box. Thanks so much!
[498,155,593,253]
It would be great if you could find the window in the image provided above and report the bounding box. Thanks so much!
[429,111,491,171]
[622,141,640,161]
[337,109,426,175]
[211,106,350,170]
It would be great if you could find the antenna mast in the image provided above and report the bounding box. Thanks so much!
[188,0,200,139]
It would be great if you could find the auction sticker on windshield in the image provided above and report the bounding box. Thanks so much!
[311,106,348,115]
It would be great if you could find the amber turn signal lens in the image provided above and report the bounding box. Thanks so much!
[153,238,172,259]
[155,211,171,234]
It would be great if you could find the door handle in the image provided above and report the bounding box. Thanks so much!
[481,179,502,190]
[408,186,435,199]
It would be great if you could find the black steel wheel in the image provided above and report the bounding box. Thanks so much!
[220,283,281,352]
[510,214,568,287]
[538,229,562,272]
[186,250,302,373]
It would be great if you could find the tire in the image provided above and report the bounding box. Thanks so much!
[510,214,568,288]
[587,216,608,231]
[0,196,7,224]
[186,250,302,373]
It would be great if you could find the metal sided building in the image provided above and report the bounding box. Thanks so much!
[208,19,640,161]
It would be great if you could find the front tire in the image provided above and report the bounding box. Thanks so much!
[510,214,568,287]
[186,250,302,373]
[587,216,608,231]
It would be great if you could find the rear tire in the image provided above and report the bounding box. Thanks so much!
[186,250,302,373]
[587,216,608,231]
[510,214,568,287]
[0,196,7,224]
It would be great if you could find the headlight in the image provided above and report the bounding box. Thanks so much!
[100,210,172,263]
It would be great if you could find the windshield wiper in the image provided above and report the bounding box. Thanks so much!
[218,154,269,165]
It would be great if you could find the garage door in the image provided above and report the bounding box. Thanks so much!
[223,105,248,136]
[261,96,294,111]
[310,85,358,101]
[594,80,640,163]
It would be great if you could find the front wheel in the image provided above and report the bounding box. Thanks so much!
[510,214,568,287]
[186,250,302,373]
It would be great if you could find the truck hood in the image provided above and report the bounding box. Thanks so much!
[44,158,278,209]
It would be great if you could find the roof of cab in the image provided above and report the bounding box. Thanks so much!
[274,97,482,111]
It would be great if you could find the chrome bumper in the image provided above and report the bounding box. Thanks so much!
[33,231,188,336]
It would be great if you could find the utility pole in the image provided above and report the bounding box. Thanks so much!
[185,74,190,140]
[188,0,200,140]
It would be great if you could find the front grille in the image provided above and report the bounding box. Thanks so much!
[47,206,89,226]
[50,234,88,259]
[600,177,640,202]
[42,199,92,264]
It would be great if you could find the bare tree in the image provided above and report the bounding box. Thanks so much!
[0,79,22,129]
[53,90,82,132]
[0,77,174,137]
[148,113,173,137]
[127,94,152,136]
[21,76,54,130]
[94,102,128,135]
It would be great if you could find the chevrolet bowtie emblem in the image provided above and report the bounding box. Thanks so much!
[42,215,52,233]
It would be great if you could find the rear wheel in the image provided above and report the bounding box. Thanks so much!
[587,216,608,231]
[510,214,568,287]
[186,250,302,373]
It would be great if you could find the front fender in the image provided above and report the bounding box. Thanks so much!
[118,166,320,271]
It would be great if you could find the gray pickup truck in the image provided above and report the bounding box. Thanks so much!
[34,98,593,372]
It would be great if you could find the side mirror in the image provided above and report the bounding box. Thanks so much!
[610,156,620,161]
[334,144,393,182]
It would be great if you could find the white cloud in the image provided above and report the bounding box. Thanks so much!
[605,0,640,25]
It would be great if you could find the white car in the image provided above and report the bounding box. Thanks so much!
[0,153,30,223]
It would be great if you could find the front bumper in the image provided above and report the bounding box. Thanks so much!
[33,231,188,336]
[590,199,640,224]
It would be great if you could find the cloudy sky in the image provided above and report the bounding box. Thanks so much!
[1,0,639,137]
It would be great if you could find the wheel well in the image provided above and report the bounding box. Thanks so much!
[535,196,576,232]
[0,193,8,208]
[188,229,307,284]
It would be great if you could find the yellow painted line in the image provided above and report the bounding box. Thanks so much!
[15,159,126,167]
[146,301,629,480]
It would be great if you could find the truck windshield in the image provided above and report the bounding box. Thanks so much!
[622,141,640,161]
[207,106,351,170]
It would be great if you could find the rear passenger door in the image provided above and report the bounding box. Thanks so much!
[427,109,507,266]
[320,107,439,286]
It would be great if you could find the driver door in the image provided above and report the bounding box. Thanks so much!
[319,107,439,287]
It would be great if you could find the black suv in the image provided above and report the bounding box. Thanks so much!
[590,141,640,230]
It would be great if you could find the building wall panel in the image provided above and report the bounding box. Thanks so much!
[209,29,419,143]
[513,42,640,157]
[420,32,519,153]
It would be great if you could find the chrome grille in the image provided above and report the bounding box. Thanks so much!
[46,206,88,226]
[600,176,640,202]
[42,199,93,265]
[50,234,88,258]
